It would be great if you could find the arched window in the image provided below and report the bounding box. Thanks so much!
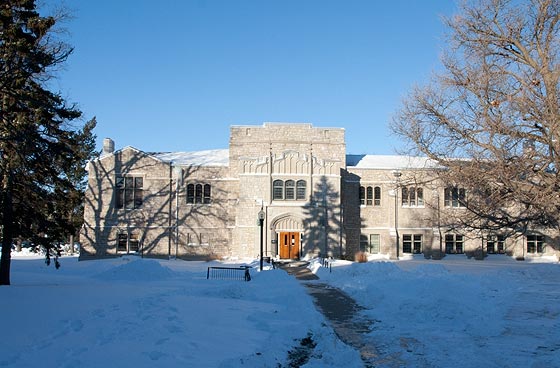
[203,184,211,204]
[195,184,203,203]
[285,180,295,200]
[402,186,424,206]
[374,186,381,206]
[366,186,373,205]
[273,180,284,200]
[187,183,212,204]
[359,186,365,205]
[296,180,306,200]
[186,184,195,204]
[273,179,307,201]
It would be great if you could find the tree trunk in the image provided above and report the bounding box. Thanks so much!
[68,233,74,255]
[0,172,14,286]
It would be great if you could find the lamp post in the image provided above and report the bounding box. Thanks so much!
[258,208,265,271]
[393,170,402,259]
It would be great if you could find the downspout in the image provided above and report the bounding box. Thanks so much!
[175,167,180,258]
[168,162,173,259]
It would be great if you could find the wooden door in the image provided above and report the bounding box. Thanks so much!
[279,232,300,259]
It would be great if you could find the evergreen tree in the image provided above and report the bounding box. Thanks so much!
[0,0,93,285]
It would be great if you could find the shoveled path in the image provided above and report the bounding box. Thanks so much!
[279,261,383,367]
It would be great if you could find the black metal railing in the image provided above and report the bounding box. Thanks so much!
[207,266,251,281]
[322,257,333,273]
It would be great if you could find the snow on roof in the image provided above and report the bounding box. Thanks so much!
[152,149,229,167]
[346,154,440,170]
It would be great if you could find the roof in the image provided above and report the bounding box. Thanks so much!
[152,149,229,167]
[346,154,440,170]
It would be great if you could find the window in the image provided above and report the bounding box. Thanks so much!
[195,184,203,203]
[487,234,505,254]
[360,186,381,206]
[402,186,423,207]
[445,234,464,254]
[273,179,307,201]
[374,186,381,206]
[186,233,209,246]
[203,184,211,204]
[116,176,143,209]
[285,180,295,200]
[296,180,306,200]
[403,234,422,254]
[273,180,284,200]
[187,183,212,204]
[444,187,466,208]
[360,235,368,252]
[360,234,380,253]
[527,235,544,254]
[366,187,373,205]
[117,233,139,253]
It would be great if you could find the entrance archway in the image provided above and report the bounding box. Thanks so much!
[271,214,304,260]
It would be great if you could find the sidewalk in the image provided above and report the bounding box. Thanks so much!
[279,262,384,367]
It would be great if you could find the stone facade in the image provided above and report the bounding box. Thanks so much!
[80,123,559,261]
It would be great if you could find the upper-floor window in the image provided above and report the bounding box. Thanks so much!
[116,176,143,209]
[273,179,307,201]
[360,186,381,206]
[401,186,423,207]
[526,234,544,254]
[187,183,211,204]
[444,187,466,208]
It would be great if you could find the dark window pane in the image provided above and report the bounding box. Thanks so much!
[117,234,128,252]
[285,180,295,200]
[187,184,194,204]
[417,188,423,206]
[359,186,365,205]
[134,177,143,189]
[117,189,124,209]
[366,187,373,205]
[402,187,408,206]
[129,234,139,252]
[273,180,283,200]
[195,184,203,203]
[403,234,412,253]
[203,184,211,204]
[134,189,143,207]
[374,186,381,206]
[296,180,306,200]
[125,189,134,209]
[125,177,133,188]
[116,177,124,188]
[359,235,368,252]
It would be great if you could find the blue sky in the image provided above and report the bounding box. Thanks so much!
[47,0,457,155]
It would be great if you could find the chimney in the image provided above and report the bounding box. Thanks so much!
[102,138,115,156]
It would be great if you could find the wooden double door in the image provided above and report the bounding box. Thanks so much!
[279,232,300,259]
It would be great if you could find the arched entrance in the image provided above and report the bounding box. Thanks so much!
[271,214,304,260]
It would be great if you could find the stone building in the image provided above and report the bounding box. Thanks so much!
[80,123,559,261]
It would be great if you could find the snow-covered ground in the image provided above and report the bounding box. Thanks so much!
[1,252,558,368]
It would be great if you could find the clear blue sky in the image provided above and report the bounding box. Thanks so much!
[45,0,457,155]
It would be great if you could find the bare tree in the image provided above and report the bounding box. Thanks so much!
[392,0,560,234]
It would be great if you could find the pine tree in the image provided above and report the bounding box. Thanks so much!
[0,0,92,285]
